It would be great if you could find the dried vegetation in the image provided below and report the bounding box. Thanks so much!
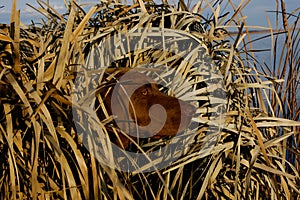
[0,0,299,199]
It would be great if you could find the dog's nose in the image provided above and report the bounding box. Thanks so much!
[180,101,197,117]
[180,102,197,121]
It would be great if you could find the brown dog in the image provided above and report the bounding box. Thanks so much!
[101,69,196,148]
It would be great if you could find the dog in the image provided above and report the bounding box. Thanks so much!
[99,69,196,148]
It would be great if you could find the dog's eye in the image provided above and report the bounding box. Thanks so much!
[141,89,148,96]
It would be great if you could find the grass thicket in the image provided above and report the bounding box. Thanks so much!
[0,0,299,199]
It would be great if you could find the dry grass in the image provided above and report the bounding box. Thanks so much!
[0,0,299,199]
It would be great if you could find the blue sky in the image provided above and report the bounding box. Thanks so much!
[0,0,299,27]
[0,0,100,24]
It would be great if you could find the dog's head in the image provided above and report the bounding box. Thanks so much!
[104,70,196,147]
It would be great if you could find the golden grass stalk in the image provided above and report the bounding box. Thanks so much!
[0,0,299,199]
